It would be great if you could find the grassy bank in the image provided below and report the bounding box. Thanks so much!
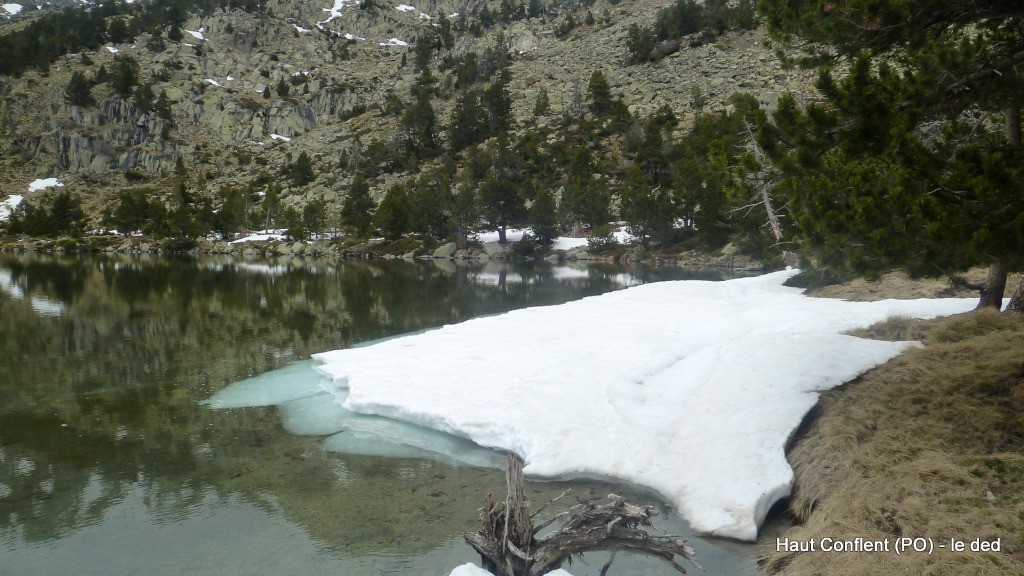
[761,301,1024,575]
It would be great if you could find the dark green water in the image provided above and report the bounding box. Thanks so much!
[0,253,760,575]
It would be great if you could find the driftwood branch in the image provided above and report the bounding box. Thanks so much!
[465,454,703,576]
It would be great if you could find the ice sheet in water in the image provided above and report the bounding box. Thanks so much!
[203,360,326,408]
[204,359,504,468]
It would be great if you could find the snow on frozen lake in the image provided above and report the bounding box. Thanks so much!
[309,270,977,540]
[28,178,63,192]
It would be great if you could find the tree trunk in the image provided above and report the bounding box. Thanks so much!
[456,226,468,250]
[1006,105,1021,148]
[981,106,1023,311]
[1006,279,1024,313]
[498,225,507,244]
[977,261,1007,310]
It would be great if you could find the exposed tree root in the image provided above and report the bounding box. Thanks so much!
[465,454,703,576]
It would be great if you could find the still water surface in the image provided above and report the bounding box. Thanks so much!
[0,253,760,575]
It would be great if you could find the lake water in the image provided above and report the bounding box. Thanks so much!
[0,253,761,575]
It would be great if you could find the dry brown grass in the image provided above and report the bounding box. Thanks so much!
[760,310,1024,576]
[805,269,1000,301]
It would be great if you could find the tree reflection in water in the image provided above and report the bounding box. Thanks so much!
[0,253,746,574]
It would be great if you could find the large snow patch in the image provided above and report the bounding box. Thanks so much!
[313,270,976,540]
[0,194,23,221]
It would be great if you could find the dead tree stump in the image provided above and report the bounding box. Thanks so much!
[465,454,703,576]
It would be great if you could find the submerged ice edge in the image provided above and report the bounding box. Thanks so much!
[204,359,507,468]
[311,270,979,541]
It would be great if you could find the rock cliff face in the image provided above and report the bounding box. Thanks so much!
[0,0,817,218]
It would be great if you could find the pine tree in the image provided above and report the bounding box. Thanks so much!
[625,24,656,64]
[529,187,559,246]
[262,183,281,229]
[287,152,316,186]
[154,90,173,121]
[376,185,410,240]
[478,138,527,244]
[134,82,155,111]
[168,23,184,43]
[66,71,93,106]
[527,0,542,19]
[303,197,327,238]
[452,180,478,249]
[560,146,610,230]
[109,189,151,234]
[587,70,612,116]
[449,89,484,151]
[47,190,86,237]
[109,54,138,96]
[215,187,247,239]
[341,173,376,237]
[401,85,439,159]
[107,18,131,44]
[532,87,550,118]
[620,165,673,247]
[282,205,306,240]
[760,0,1024,308]
[481,78,512,135]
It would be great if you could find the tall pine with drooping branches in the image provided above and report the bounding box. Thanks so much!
[760,0,1024,309]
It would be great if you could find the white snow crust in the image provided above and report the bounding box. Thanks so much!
[28,178,63,192]
[318,0,355,26]
[396,4,415,11]
[379,38,409,46]
[3,3,23,15]
[448,563,573,576]
[186,30,205,40]
[270,134,291,142]
[0,194,23,221]
[229,230,287,244]
[313,270,977,540]
[474,227,620,251]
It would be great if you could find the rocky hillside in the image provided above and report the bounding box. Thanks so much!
[0,0,817,229]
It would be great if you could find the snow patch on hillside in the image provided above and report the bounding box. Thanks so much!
[0,195,23,221]
[28,178,63,192]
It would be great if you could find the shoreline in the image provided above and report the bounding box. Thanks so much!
[0,233,767,271]
[759,279,1024,575]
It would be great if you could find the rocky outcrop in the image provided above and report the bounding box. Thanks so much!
[0,0,820,228]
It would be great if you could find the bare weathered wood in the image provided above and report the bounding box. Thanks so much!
[1006,278,1024,313]
[466,455,702,576]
